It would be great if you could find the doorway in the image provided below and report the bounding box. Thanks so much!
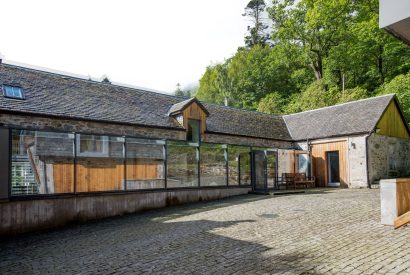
[326,151,340,187]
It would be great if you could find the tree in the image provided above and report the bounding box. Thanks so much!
[243,0,270,47]
[269,0,352,81]
[174,83,191,97]
[257,92,285,114]
[377,72,410,125]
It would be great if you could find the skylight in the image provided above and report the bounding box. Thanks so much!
[3,85,24,99]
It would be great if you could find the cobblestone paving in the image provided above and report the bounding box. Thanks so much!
[1,189,410,274]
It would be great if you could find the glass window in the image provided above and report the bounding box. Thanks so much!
[167,141,198,188]
[125,138,165,190]
[76,135,125,192]
[187,119,200,142]
[76,134,108,157]
[298,153,309,175]
[11,130,75,195]
[227,145,251,185]
[200,143,227,186]
[3,85,24,99]
[267,151,277,189]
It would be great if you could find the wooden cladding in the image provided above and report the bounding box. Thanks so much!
[51,159,163,193]
[182,101,207,135]
[396,178,410,217]
[311,141,348,188]
[377,101,410,139]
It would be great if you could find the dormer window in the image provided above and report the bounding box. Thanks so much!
[187,119,200,142]
[168,97,209,142]
[3,85,24,99]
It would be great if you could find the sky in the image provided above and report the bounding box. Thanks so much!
[0,0,251,94]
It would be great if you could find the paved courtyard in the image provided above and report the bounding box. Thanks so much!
[1,189,410,274]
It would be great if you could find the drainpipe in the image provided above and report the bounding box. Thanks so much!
[365,129,376,189]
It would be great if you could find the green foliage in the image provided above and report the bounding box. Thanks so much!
[174,83,195,98]
[197,0,410,117]
[257,92,285,114]
[377,72,410,125]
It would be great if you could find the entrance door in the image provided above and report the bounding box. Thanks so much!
[252,151,267,191]
[327,151,340,187]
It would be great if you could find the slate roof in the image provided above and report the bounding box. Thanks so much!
[283,94,396,141]
[0,62,292,140]
[168,97,209,116]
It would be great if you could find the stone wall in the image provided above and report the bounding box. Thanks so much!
[0,113,292,148]
[347,135,368,188]
[368,133,410,184]
[0,113,186,140]
[0,187,251,235]
[204,132,292,148]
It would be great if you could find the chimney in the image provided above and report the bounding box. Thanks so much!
[224,97,228,107]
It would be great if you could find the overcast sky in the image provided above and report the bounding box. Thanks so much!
[0,0,251,94]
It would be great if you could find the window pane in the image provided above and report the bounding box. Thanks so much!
[76,135,125,192]
[200,143,227,186]
[167,141,198,188]
[77,134,109,156]
[227,145,251,185]
[298,154,309,175]
[125,138,165,189]
[267,151,277,189]
[11,130,74,195]
[187,120,200,142]
[4,85,23,98]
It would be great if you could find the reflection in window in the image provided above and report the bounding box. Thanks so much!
[11,130,75,195]
[77,134,108,157]
[200,143,227,186]
[187,119,200,142]
[126,138,165,189]
[76,135,125,192]
[3,85,24,99]
[227,145,251,185]
[167,141,198,188]
[298,153,309,176]
[266,151,277,189]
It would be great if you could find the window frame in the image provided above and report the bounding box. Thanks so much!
[76,134,109,157]
[2,84,25,100]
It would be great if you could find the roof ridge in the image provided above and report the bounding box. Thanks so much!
[283,94,396,117]
[2,60,285,119]
[2,60,184,100]
[203,101,283,118]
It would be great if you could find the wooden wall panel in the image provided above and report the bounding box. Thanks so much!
[377,101,410,139]
[311,141,348,187]
[53,162,74,193]
[126,159,160,180]
[396,179,410,216]
[183,102,207,135]
[76,159,124,192]
[51,160,162,192]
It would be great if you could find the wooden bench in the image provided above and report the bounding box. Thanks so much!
[282,173,315,189]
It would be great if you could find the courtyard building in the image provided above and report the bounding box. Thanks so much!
[0,59,409,234]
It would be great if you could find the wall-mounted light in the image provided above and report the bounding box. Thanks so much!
[351,142,356,149]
